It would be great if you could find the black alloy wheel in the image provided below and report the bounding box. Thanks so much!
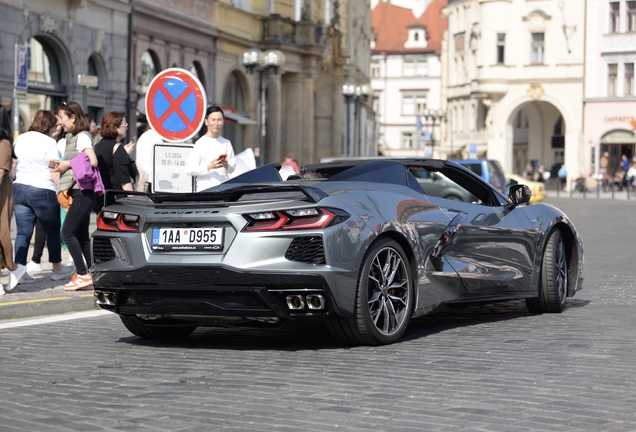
[526,228,568,313]
[327,237,413,345]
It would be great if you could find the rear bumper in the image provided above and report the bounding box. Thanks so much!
[92,266,346,323]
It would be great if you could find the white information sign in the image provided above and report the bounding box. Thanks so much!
[153,143,194,193]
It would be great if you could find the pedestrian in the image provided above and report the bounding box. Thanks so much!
[11,110,74,287]
[522,163,535,181]
[558,164,568,191]
[537,164,549,183]
[253,147,262,167]
[621,154,629,172]
[86,113,98,137]
[135,124,164,193]
[185,105,236,192]
[282,153,300,174]
[29,121,66,272]
[51,101,100,291]
[94,111,138,213]
[0,104,18,295]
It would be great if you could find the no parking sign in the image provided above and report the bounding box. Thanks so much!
[145,68,207,142]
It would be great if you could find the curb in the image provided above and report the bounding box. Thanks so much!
[0,293,97,321]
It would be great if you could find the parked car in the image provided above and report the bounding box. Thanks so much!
[410,169,479,203]
[92,159,584,346]
[506,173,546,203]
[452,159,507,194]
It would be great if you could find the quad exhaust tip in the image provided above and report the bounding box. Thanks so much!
[285,294,325,311]
[94,291,117,306]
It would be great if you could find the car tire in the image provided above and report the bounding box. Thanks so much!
[526,228,568,313]
[120,315,197,339]
[327,238,413,345]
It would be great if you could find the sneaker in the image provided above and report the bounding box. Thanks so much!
[0,284,5,296]
[18,273,35,285]
[9,264,27,290]
[26,261,42,272]
[63,273,93,291]
[50,266,74,281]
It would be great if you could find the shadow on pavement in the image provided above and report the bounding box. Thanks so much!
[115,299,590,350]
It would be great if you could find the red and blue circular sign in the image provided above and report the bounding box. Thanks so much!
[145,68,207,142]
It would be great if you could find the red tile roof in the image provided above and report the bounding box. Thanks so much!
[371,0,448,55]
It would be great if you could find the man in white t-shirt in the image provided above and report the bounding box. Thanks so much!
[185,106,236,192]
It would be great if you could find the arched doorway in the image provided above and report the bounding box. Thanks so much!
[23,36,68,132]
[222,70,248,151]
[600,129,635,176]
[135,50,161,138]
[508,100,565,179]
[86,54,107,123]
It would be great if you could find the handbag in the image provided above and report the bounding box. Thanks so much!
[57,190,73,209]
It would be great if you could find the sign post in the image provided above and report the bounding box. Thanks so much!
[145,68,207,143]
[13,44,28,138]
[77,74,99,112]
[145,68,207,192]
[153,144,195,193]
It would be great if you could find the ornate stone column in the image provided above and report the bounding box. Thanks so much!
[283,74,303,162]
[332,71,345,157]
[301,75,315,163]
[266,73,282,164]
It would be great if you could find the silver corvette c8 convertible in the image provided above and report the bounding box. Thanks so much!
[91,159,583,345]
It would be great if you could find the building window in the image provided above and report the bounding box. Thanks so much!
[531,33,545,64]
[610,2,620,33]
[402,92,428,115]
[371,60,381,77]
[401,131,414,149]
[372,95,380,113]
[496,33,505,64]
[403,58,428,77]
[608,63,618,96]
[628,2,636,32]
[625,63,634,95]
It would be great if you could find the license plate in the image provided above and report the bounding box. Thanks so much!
[151,227,223,251]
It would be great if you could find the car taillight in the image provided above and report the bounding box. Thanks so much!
[243,208,348,231]
[96,211,140,232]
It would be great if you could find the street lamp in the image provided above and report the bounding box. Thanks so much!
[240,48,285,163]
[422,109,445,158]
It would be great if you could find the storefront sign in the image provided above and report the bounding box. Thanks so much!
[603,116,635,123]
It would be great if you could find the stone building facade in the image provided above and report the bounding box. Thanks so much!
[212,0,373,164]
[584,0,636,178]
[0,0,371,166]
[0,0,130,132]
[370,0,447,158]
[441,0,585,184]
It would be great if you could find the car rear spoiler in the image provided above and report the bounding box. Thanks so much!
[104,184,329,207]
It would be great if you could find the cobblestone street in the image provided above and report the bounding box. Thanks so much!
[0,198,635,431]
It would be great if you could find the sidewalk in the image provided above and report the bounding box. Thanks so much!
[0,215,98,321]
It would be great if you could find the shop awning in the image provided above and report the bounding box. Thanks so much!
[223,108,257,125]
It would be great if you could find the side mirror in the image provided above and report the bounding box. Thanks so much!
[509,184,532,205]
